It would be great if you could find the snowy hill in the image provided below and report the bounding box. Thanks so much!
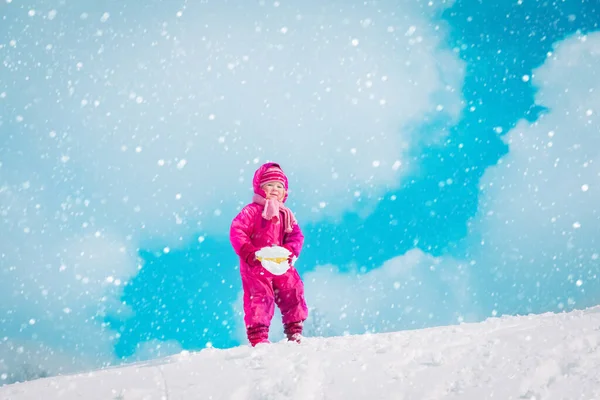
[2,307,600,400]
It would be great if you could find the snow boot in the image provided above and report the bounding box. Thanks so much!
[284,321,303,343]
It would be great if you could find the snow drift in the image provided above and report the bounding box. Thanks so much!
[2,306,600,400]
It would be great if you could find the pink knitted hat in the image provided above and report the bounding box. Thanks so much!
[253,162,290,202]
[259,167,287,187]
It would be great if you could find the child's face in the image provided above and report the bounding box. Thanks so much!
[261,181,286,201]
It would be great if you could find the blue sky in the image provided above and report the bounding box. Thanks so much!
[1,0,599,381]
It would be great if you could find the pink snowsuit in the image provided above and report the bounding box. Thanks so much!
[230,162,309,346]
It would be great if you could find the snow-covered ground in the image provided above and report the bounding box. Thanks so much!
[2,307,600,400]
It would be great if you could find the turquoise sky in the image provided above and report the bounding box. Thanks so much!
[1,0,599,381]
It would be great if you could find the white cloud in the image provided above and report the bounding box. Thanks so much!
[0,185,138,377]
[469,32,600,312]
[0,338,104,385]
[0,189,137,313]
[275,32,600,339]
[2,0,464,244]
[303,249,477,335]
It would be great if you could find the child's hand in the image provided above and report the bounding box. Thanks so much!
[288,254,298,267]
[249,253,263,268]
[240,244,262,268]
[281,244,298,266]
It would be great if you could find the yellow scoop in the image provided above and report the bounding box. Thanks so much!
[257,256,288,263]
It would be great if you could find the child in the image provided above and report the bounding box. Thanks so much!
[229,162,309,346]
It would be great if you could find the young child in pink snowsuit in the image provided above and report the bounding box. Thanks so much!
[230,162,309,346]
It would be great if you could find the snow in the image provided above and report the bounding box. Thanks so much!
[256,246,293,275]
[2,307,599,399]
